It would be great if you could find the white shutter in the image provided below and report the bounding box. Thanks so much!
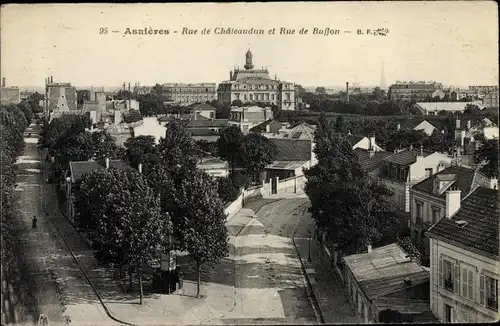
[468,270,474,301]
[454,264,460,294]
[462,267,468,297]
[438,259,443,288]
[479,275,485,305]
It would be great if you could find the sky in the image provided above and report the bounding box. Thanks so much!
[1,2,498,89]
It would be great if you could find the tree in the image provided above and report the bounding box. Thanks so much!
[39,114,91,155]
[75,169,172,304]
[24,91,45,114]
[53,131,95,176]
[316,87,326,95]
[195,140,218,156]
[158,120,199,181]
[464,104,482,115]
[123,135,161,171]
[231,99,243,107]
[153,83,163,96]
[304,119,398,256]
[137,93,165,117]
[238,134,277,182]
[122,110,143,123]
[77,90,91,105]
[90,131,119,162]
[217,125,244,174]
[383,129,427,152]
[423,129,452,153]
[217,177,241,204]
[172,170,229,297]
[474,139,499,177]
[334,115,345,133]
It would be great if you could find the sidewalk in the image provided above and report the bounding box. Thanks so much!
[293,213,360,324]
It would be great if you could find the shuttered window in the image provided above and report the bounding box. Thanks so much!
[479,275,485,305]
[438,259,443,287]
[454,264,460,294]
[461,267,474,301]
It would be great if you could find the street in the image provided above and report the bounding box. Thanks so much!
[1,124,114,326]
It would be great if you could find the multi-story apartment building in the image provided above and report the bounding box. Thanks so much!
[468,85,499,94]
[162,83,216,106]
[482,91,499,108]
[389,81,443,101]
[228,105,273,134]
[0,77,21,104]
[427,187,499,323]
[45,77,78,113]
[218,50,296,110]
[409,166,493,261]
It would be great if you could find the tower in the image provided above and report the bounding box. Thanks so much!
[379,62,387,91]
[244,49,254,70]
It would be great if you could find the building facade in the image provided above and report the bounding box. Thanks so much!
[0,77,21,104]
[218,50,296,110]
[427,187,499,323]
[228,105,273,134]
[389,81,443,101]
[162,83,216,106]
[482,91,499,108]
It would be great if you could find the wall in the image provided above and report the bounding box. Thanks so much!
[414,121,437,136]
[409,153,452,184]
[133,117,166,143]
[0,87,21,104]
[483,126,499,140]
[224,189,244,221]
[430,238,499,323]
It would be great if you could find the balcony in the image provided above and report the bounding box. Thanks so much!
[486,297,498,311]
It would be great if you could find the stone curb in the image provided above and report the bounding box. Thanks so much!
[38,147,136,326]
[291,205,325,324]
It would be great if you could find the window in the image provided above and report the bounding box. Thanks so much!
[209,112,214,118]
[439,258,459,294]
[244,94,247,101]
[286,93,291,101]
[399,193,405,211]
[235,93,240,100]
[461,267,474,301]
[432,207,441,223]
[415,201,423,222]
[271,94,275,101]
[425,168,433,178]
[480,275,499,311]
[249,94,253,101]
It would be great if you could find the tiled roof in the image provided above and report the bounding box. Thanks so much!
[187,119,228,128]
[427,187,499,258]
[249,119,282,133]
[343,243,429,299]
[69,159,133,182]
[354,149,394,172]
[188,128,219,136]
[415,101,485,112]
[187,103,217,111]
[265,160,308,170]
[269,138,311,162]
[383,149,432,166]
[412,166,490,198]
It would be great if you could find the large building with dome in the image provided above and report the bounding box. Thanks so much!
[217,50,296,111]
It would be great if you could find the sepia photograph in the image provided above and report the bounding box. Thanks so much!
[0,2,498,325]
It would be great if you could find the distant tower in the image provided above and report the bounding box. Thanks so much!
[379,62,387,90]
[244,49,254,70]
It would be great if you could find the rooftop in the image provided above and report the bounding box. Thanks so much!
[265,160,308,171]
[230,105,271,112]
[188,128,219,136]
[427,187,499,259]
[343,243,429,300]
[415,101,485,112]
[413,166,490,198]
[187,103,217,111]
[249,119,282,133]
[383,149,432,166]
[269,138,311,162]
[354,148,394,172]
[69,159,134,182]
[186,119,229,128]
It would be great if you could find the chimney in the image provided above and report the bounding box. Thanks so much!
[367,244,372,253]
[397,123,401,131]
[467,120,471,130]
[410,144,413,151]
[445,187,461,218]
[346,82,350,103]
[123,82,126,91]
[50,76,53,83]
[265,124,271,133]
[369,136,376,150]
[90,124,94,131]
[460,130,465,147]
[128,83,131,92]
[105,157,110,169]
[420,145,424,157]
[456,119,460,129]
[138,163,143,174]
[2,77,5,87]
[490,178,498,190]
[437,162,445,172]
[347,129,352,135]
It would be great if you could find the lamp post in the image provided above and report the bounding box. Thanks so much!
[307,229,312,263]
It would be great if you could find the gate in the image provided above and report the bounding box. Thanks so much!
[271,177,278,194]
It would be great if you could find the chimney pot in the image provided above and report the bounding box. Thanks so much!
[467,120,471,130]
[397,123,401,131]
[456,119,461,129]
[105,157,110,169]
[138,163,143,174]
[445,189,461,218]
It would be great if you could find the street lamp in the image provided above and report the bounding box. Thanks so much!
[307,230,312,263]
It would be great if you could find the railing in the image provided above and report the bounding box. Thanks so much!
[444,280,454,292]
[486,297,498,311]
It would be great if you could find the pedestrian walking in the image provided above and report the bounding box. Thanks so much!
[38,313,49,326]
[32,216,38,229]
[176,266,184,289]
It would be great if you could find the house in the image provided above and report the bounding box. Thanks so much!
[377,149,453,230]
[228,105,273,134]
[410,166,493,262]
[186,103,217,119]
[336,132,385,152]
[413,102,485,115]
[249,119,284,136]
[132,117,167,144]
[0,78,20,104]
[354,148,394,175]
[197,155,229,178]
[65,158,137,222]
[342,243,437,323]
[265,138,313,180]
[185,118,229,142]
[426,187,499,323]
